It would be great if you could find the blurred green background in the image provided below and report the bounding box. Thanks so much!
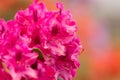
[0,0,120,80]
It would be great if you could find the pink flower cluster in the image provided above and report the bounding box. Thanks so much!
[0,0,82,80]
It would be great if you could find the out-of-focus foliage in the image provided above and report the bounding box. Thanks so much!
[0,0,32,20]
[0,0,120,80]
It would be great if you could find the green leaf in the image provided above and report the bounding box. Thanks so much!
[32,48,45,62]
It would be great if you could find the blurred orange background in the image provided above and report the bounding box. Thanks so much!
[0,0,120,80]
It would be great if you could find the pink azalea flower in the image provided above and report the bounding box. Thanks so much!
[0,0,82,80]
